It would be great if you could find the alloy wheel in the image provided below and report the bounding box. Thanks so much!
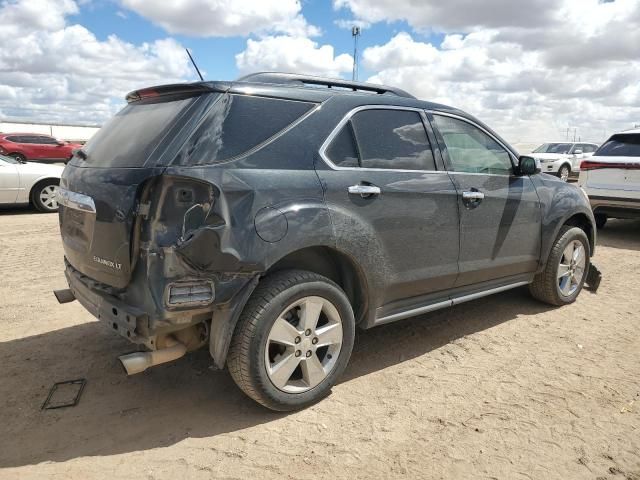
[264,296,343,393]
[559,166,570,182]
[557,240,586,297]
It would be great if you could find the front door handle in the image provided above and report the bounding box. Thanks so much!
[348,184,381,197]
[462,191,485,201]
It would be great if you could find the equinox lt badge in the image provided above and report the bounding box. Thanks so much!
[93,255,122,270]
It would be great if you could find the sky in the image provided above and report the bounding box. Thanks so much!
[1,0,639,144]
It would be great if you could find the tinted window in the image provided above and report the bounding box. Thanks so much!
[82,95,200,167]
[350,109,435,170]
[5,136,24,143]
[180,95,315,166]
[595,134,640,157]
[434,115,512,175]
[326,122,359,167]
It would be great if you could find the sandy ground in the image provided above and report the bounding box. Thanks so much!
[0,207,638,480]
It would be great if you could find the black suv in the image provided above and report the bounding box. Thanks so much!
[55,73,600,411]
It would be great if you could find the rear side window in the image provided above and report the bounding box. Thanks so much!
[178,95,315,166]
[595,134,640,157]
[325,109,436,171]
[5,136,23,143]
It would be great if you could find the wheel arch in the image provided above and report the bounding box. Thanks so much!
[265,245,369,326]
[209,245,370,370]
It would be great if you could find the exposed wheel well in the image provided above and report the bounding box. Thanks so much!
[265,246,368,324]
[563,213,594,255]
[29,178,60,205]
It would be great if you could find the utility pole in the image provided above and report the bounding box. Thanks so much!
[352,26,361,81]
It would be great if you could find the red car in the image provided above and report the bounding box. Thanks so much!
[0,133,82,164]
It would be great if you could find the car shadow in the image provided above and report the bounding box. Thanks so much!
[0,205,47,216]
[0,287,553,468]
[596,219,640,251]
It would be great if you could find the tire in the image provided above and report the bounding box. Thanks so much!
[31,180,60,212]
[9,153,26,163]
[595,214,607,229]
[227,270,355,411]
[529,226,590,306]
[558,164,571,182]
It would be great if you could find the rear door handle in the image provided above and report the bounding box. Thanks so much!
[348,185,381,197]
[462,191,485,200]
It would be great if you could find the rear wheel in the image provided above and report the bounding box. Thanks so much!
[9,153,26,163]
[529,226,590,306]
[595,214,607,229]
[558,164,571,182]
[31,180,60,212]
[227,270,355,411]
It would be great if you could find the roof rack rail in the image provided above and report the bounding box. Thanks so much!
[236,72,416,99]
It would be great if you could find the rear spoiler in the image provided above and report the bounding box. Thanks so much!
[125,82,230,103]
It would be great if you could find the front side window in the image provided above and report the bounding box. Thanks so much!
[325,109,436,171]
[433,115,512,175]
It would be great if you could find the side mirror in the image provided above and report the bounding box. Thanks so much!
[573,149,583,155]
[518,155,540,175]
[57,141,65,146]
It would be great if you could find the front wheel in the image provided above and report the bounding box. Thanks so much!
[227,270,355,411]
[529,226,590,306]
[558,164,571,182]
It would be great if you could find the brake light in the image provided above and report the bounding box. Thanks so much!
[580,160,640,171]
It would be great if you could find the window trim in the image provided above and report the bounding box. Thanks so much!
[428,110,519,177]
[319,105,440,173]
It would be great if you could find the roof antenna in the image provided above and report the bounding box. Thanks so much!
[185,48,204,81]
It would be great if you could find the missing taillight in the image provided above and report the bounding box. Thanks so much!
[166,281,215,307]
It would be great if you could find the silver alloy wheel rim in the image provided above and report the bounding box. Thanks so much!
[557,240,586,297]
[39,185,59,211]
[264,296,343,393]
[560,166,569,181]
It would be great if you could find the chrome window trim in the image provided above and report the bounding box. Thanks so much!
[57,187,96,214]
[428,110,518,176]
[318,105,442,174]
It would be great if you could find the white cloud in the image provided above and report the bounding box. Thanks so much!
[333,0,556,32]
[340,0,640,144]
[121,0,320,38]
[235,35,353,77]
[0,0,192,124]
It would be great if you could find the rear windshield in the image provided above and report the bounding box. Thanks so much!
[595,134,640,157]
[172,94,315,166]
[80,95,199,168]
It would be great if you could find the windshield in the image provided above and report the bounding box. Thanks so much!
[533,143,573,154]
[595,134,640,157]
[0,154,20,164]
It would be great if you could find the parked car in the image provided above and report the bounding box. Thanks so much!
[0,133,82,164]
[53,73,601,411]
[578,129,640,229]
[0,153,63,212]
[531,142,599,181]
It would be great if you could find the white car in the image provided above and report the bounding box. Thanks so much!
[578,129,640,229]
[532,142,599,181]
[0,154,63,212]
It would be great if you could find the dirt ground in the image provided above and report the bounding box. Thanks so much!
[0,207,638,480]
